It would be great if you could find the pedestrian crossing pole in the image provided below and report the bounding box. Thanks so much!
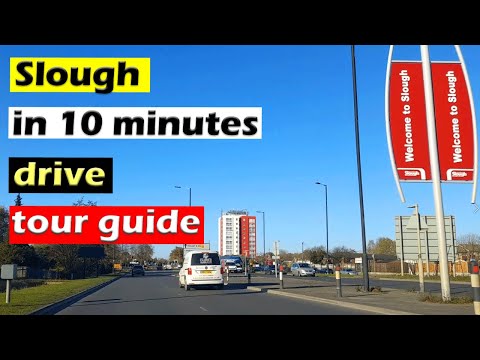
[335,265,342,298]
[470,259,480,315]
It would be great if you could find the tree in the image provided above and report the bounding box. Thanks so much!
[50,197,98,277]
[0,207,8,242]
[329,246,357,265]
[73,197,97,207]
[14,194,23,206]
[50,244,80,275]
[279,249,296,262]
[457,233,480,259]
[169,247,184,264]
[367,240,376,253]
[131,245,154,264]
[304,246,326,264]
[368,237,396,255]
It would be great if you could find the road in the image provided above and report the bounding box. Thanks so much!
[56,271,373,315]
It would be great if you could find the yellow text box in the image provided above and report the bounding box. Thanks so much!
[10,58,150,94]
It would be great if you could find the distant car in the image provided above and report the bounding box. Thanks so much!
[316,268,334,274]
[157,264,164,270]
[262,265,287,275]
[263,265,276,275]
[131,265,145,277]
[291,262,316,277]
[225,262,238,273]
[340,269,358,276]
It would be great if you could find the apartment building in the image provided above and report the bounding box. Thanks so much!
[218,210,256,257]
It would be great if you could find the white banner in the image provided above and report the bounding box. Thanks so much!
[9,107,262,139]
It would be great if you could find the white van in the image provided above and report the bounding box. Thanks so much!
[179,250,224,291]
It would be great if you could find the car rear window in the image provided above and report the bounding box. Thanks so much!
[133,266,143,270]
[191,253,221,266]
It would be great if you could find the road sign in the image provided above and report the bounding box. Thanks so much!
[395,215,456,262]
[185,243,210,251]
[405,214,429,230]
[114,263,122,270]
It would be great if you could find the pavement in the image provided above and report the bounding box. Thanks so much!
[233,274,476,315]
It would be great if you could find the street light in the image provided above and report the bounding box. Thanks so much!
[301,241,304,261]
[175,186,192,251]
[256,211,266,262]
[408,204,425,293]
[351,45,369,292]
[315,182,329,271]
[174,185,191,206]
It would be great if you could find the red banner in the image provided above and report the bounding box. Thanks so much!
[9,206,204,245]
[389,62,431,181]
[431,63,475,182]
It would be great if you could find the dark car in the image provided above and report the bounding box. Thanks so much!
[131,265,145,277]
[263,265,288,275]
[316,268,334,274]
[263,265,276,274]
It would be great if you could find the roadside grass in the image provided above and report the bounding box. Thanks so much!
[418,292,473,304]
[0,275,118,315]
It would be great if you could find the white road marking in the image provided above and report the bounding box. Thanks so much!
[200,307,208,312]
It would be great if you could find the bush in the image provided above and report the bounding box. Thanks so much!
[0,279,46,293]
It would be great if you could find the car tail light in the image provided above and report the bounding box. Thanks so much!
[187,268,192,275]
[221,267,224,274]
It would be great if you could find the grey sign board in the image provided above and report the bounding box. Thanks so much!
[1,264,17,280]
[395,215,456,262]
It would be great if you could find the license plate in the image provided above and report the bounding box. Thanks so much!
[201,270,213,274]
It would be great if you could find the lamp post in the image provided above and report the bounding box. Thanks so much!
[175,186,192,250]
[408,204,425,293]
[351,44,369,292]
[315,182,329,271]
[302,241,304,261]
[174,185,191,206]
[256,211,266,264]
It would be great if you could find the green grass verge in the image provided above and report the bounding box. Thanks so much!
[0,275,118,315]
[418,292,473,304]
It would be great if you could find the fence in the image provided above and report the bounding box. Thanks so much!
[366,259,470,275]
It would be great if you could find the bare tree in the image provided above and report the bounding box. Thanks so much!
[457,233,480,259]
[367,240,376,253]
[329,246,357,265]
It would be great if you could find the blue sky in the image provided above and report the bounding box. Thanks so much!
[1,45,479,259]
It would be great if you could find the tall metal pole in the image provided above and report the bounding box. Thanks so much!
[420,45,451,301]
[413,204,425,293]
[175,185,191,251]
[257,211,266,263]
[316,182,329,270]
[302,241,304,261]
[325,185,329,269]
[451,215,456,277]
[263,212,265,261]
[351,45,370,292]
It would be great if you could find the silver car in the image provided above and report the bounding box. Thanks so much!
[291,262,316,277]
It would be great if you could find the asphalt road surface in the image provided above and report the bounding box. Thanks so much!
[56,271,373,315]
